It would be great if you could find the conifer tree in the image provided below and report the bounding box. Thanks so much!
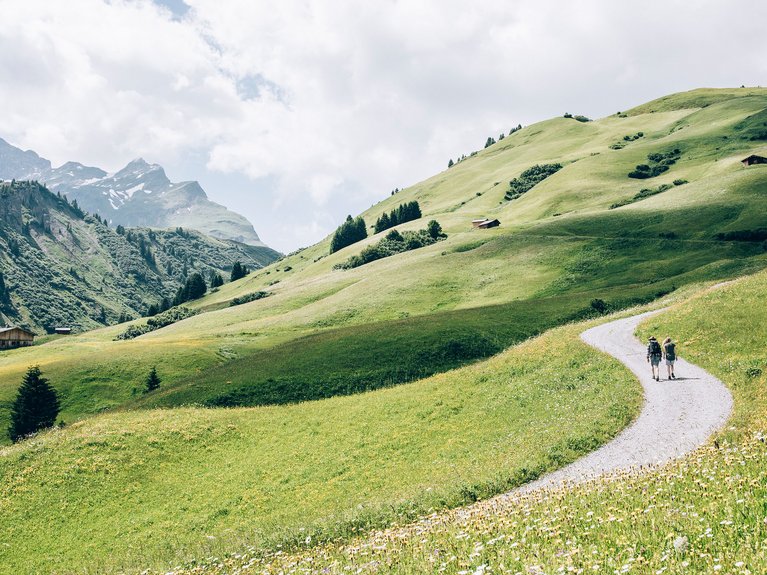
[185,272,207,300]
[230,261,247,282]
[8,366,60,442]
[144,366,161,393]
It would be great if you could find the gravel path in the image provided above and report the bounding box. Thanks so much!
[512,309,733,495]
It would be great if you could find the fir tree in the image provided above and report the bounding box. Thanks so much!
[230,261,247,282]
[8,366,60,442]
[187,272,207,300]
[144,367,161,393]
[330,215,367,253]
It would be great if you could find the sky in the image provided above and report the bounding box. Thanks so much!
[0,1,765,252]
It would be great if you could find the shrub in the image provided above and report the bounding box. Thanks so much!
[229,291,270,307]
[114,306,197,340]
[628,149,681,179]
[673,179,688,186]
[714,229,767,242]
[505,163,563,202]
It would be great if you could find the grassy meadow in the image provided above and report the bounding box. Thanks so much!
[204,269,767,575]
[0,319,641,574]
[1,89,766,433]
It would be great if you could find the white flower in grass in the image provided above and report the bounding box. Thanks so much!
[673,536,689,554]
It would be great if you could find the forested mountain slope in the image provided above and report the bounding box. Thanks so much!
[0,180,280,332]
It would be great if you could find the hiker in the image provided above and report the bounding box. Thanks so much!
[663,337,677,380]
[646,336,662,381]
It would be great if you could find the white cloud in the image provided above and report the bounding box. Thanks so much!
[0,0,766,251]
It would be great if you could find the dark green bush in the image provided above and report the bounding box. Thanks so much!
[114,306,197,340]
[504,163,563,202]
[229,291,270,307]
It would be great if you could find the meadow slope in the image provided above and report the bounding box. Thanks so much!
[0,317,640,573]
[1,88,766,432]
[201,269,767,575]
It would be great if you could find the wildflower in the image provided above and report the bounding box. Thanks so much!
[673,536,688,554]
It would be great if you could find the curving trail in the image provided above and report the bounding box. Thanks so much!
[200,308,737,572]
[510,309,733,495]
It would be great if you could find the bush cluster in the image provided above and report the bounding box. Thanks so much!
[609,183,675,209]
[564,113,591,122]
[114,306,197,340]
[330,215,367,254]
[229,291,270,307]
[334,221,446,270]
[373,201,422,234]
[504,163,563,202]
[628,148,681,179]
[714,229,767,242]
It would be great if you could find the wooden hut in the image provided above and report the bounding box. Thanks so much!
[741,154,767,166]
[474,218,501,229]
[54,327,72,335]
[0,327,35,349]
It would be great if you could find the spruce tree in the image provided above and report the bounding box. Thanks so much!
[8,366,60,442]
[230,261,247,282]
[185,272,207,300]
[374,212,391,233]
[144,367,161,393]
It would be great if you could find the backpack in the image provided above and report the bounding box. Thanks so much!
[664,342,676,361]
[648,340,661,356]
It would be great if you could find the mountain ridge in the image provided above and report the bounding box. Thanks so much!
[0,138,267,246]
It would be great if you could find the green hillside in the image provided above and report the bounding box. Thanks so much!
[0,87,766,573]
[228,266,767,575]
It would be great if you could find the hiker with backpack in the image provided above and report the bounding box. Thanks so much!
[663,337,677,380]
[646,336,662,381]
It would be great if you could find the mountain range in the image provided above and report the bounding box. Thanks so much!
[0,137,266,246]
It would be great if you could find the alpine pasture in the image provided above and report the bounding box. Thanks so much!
[1,88,767,573]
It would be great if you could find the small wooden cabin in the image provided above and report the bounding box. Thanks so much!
[473,218,501,229]
[0,327,35,349]
[54,327,72,335]
[741,154,767,166]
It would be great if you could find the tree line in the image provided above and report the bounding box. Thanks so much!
[373,200,422,234]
